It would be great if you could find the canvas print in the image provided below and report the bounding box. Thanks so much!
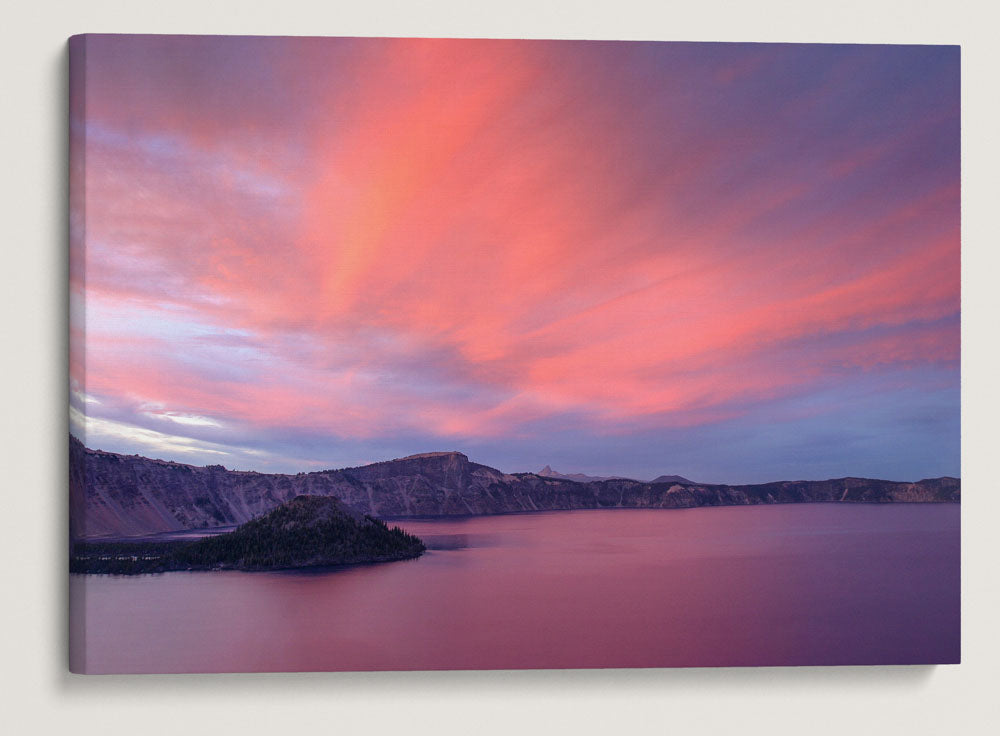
[68,35,960,674]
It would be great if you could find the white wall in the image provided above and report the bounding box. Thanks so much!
[2,2,997,734]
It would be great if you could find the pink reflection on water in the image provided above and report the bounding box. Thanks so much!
[71,504,959,673]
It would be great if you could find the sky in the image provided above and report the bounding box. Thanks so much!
[69,36,960,483]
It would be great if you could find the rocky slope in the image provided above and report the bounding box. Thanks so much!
[71,495,425,574]
[70,435,961,539]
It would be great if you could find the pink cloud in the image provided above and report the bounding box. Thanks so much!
[71,38,960,449]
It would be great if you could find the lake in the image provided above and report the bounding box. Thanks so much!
[69,503,960,673]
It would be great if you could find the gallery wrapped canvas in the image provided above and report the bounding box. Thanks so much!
[68,34,960,674]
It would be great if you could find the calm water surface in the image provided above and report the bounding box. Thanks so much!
[70,504,959,673]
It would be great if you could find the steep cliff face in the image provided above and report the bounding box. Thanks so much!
[69,435,960,539]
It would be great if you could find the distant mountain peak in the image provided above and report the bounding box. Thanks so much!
[536,466,634,483]
[536,465,695,484]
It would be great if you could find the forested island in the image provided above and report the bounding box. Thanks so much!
[71,495,425,575]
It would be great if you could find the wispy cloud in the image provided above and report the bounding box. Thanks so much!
[70,38,960,481]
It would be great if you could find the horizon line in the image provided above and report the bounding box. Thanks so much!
[68,433,959,486]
